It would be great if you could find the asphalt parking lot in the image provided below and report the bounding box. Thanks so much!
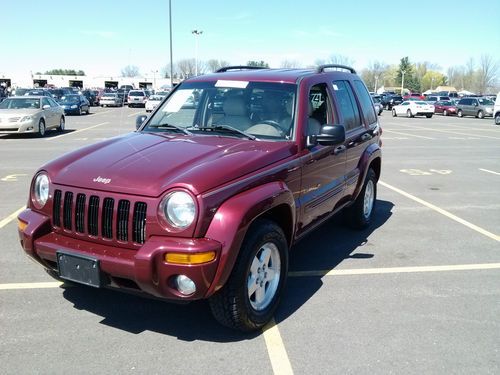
[1,107,499,374]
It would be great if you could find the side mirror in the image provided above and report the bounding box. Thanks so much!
[136,115,148,130]
[42,104,50,110]
[314,124,346,146]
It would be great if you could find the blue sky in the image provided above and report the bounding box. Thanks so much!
[2,0,499,78]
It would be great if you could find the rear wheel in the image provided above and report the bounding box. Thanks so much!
[346,168,377,229]
[457,109,463,117]
[426,114,433,118]
[37,119,46,137]
[209,219,288,332]
[477,110,484,119]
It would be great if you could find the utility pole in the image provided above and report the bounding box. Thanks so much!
[401,70,406,95]
[192,29,203,76]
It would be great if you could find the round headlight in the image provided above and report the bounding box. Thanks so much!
[33,173,49,209]
[160,191,196,229]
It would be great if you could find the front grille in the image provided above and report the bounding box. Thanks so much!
[53,189,147,244]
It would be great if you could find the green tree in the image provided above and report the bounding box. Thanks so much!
[247,60,269,68]
[397,57,419,93]
[421,71,446,92]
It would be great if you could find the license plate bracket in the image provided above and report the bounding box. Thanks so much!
[56,251,102,288]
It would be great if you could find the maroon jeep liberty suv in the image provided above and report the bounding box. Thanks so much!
[18,65,382,331]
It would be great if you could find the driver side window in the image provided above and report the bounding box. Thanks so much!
[307,84,330,136]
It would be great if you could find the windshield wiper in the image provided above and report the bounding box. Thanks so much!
[192,125,256,140]
[147,123,192,135]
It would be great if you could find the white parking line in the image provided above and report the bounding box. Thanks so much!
[0,206,25,229]
[394,123,500,140]
[479,168,500,176]
[382,129,434,140]
[380,180,500,242]
[262,318,294,375]
[0,282,63,290]
[127,111,143,118]
[45,122,109,141]
[289,263,500,277]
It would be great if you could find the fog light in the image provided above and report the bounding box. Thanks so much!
[174,275,196,295]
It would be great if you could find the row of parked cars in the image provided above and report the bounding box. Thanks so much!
[371,92,500,123]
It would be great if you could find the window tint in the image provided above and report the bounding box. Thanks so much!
[332,80,362,131]
[41,97,50,107]
[353,80,377,125]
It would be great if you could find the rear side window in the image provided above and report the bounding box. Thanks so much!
[332,80,362,131]
[353,80,377,125]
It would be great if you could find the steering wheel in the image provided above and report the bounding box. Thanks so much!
[250,120,286,136]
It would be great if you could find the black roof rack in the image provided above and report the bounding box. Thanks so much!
[215,66,267,73]
[316,64,357,74]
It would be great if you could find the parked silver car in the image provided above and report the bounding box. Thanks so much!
[456,97,494,118]
[0,96,65,137]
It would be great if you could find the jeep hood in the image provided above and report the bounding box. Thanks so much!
[45,132,296,196]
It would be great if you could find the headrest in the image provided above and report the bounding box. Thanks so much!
[223,96,247,116]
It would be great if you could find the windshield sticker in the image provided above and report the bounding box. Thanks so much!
[163,90,193,112]
[332,84,339,90]
[215,80,249,89]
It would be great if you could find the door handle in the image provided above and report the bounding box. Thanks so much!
[333,145,346,155]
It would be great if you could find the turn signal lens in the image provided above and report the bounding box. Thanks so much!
[18,220,28,231]
[165,251,216,265]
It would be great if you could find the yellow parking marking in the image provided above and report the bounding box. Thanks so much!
[46,122,110,141]
[289,263,500,277]
[262,318,294,375]
[380,180,500,242]
[0,282,63,290]
[479,168,500,176]
[1,174,27,182]
[0,206,25,229]
[127,111,143,118]
[382,129,434,140]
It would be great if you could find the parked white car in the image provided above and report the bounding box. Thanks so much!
[145,95,166,112]
[392,101,434,118]
[493,92,500,125]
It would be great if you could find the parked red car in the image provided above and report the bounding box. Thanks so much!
[433,100,457,116]
[403,92,424,101]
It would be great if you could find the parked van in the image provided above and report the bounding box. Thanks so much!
[456,97,494,118]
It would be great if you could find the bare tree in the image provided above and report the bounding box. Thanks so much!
[176,59,197,79]
[280,59,301,68]
[316,54,354,67]
[206,59,230,72]
[121,65,140,77]
[477,54,498,94]
[361,61,388,92]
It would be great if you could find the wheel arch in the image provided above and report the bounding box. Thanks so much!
[203,181,295,297]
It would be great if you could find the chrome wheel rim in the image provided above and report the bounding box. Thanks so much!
[60,118,65,130]
[247,242,281,311]
[39,121,45,136]
[363,180,375,219]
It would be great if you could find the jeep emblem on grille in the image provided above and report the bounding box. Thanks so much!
[93,176,111,184]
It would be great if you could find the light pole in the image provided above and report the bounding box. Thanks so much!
[151,70,158,91]
[374,75,379,94]
[401,70,406,95]
[169,0,173,88]
[192,29,203,76]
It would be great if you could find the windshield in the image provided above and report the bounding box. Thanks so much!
[0,98,40,109]
[144,81,297,141]
[60,95,80,103]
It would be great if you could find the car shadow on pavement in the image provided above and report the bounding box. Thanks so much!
[0,130,76,140]
[60,199,393,341]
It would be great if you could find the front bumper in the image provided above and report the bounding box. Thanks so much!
[0,119,38,134]
[18,208,222,301]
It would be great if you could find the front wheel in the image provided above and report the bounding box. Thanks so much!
[37,119,46,137]
[346,168,377,229]
[407,109,413,118]
[457,109,463,117]
[443,109,448,116]
[57,116,65,132]
[209,219,288,332]
[426,114,433,118]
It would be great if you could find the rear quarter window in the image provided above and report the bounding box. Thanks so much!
[353,80,377,125]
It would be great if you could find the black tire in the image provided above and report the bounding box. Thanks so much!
[407,109,413,118]
[101,104,105,107]
[209,219,288,332]
[37,119,46,137]
[57,116,65,132]
[392,109,397,117]
[426,114,433,118]
[457,109,463,118]
[443,109,448,116]
[495,113,500,125]
[477,110,484,119]
[346,168,377,229]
